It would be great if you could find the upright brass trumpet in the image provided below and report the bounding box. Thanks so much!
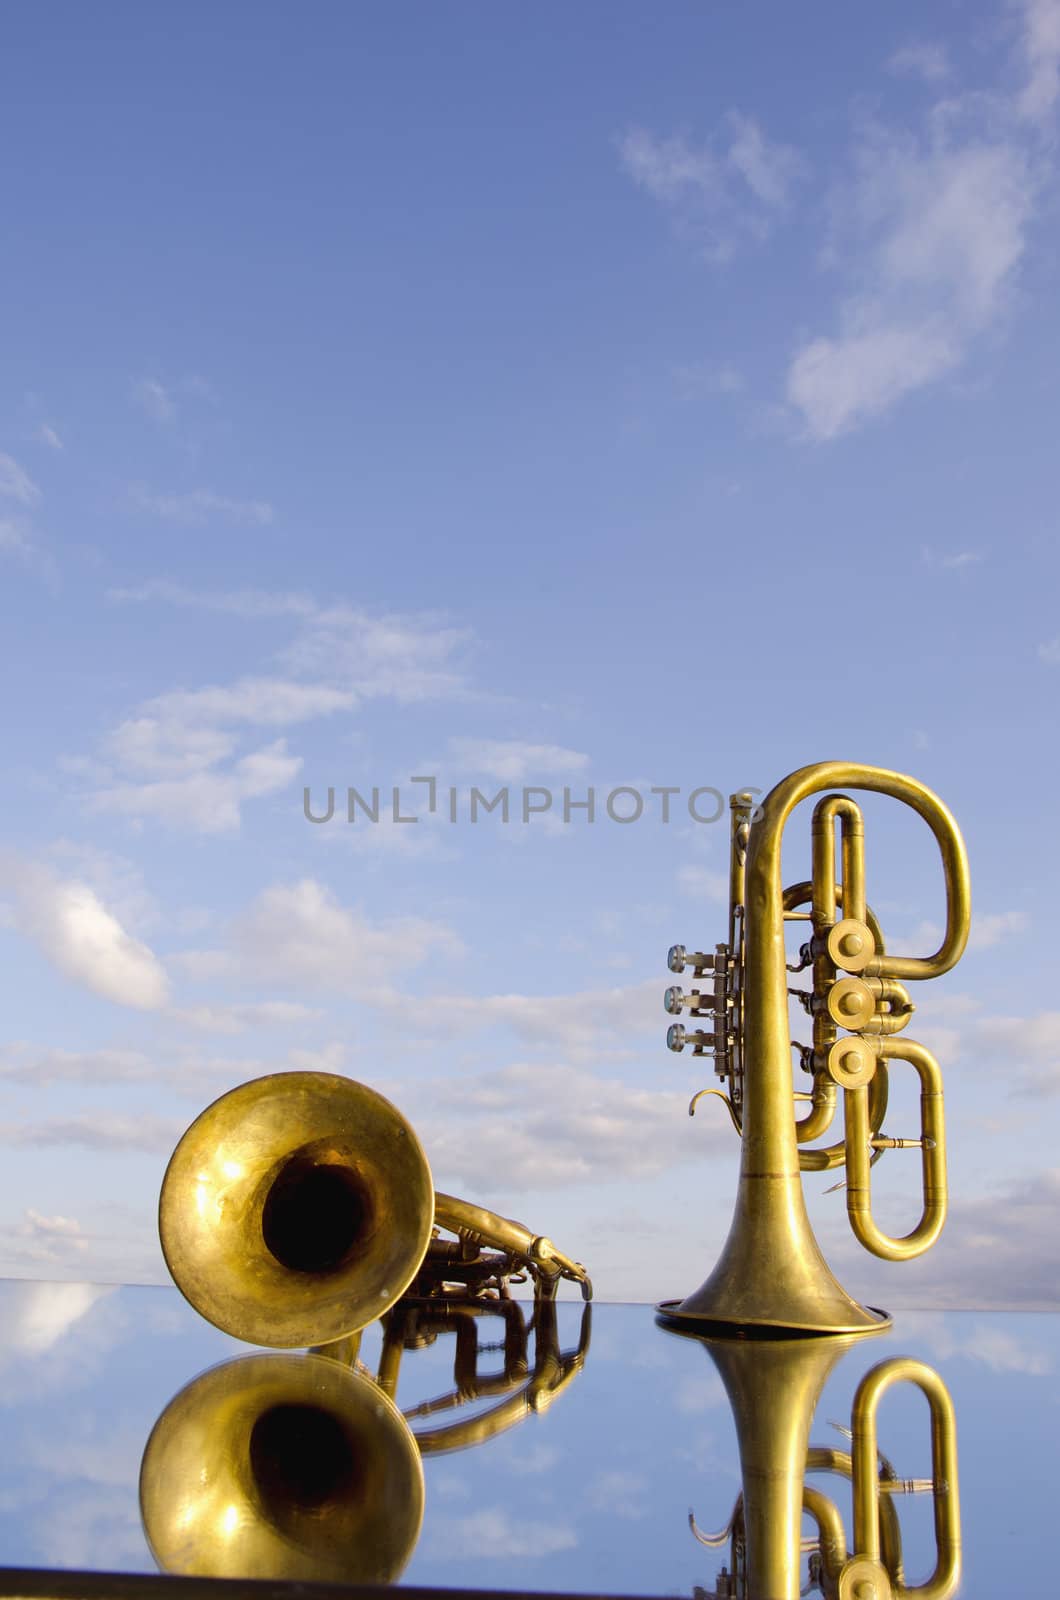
[160,1071,590,1348]
[660,762,970,1335]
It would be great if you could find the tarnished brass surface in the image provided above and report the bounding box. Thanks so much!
[665,1324,961,1600]
[160,1071,590,1348]
[139,1353,424,1584]
[662,762,971,1334]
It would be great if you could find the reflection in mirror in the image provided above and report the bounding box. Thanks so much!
[140,1294,591,1582]
[663,1327,959,1600]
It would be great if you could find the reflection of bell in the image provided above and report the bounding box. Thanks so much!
[139,1354,424,1584]
[662,1326,860,1600]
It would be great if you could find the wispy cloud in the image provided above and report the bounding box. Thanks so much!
[36,423,63,451]
[374,976,658,1059]
[0,517,33,557]
[787,7,1052,439]
[133,377,177,423]
[887,42,951,83]
[85,592,475,831]
[92,739,301,833]
[130,486,275,526]
[619,111,806,261]
[447,738,590,782]
[1016,0,1060,123]
[0,858,169,1010]
[677,863,728,902]
[0,1112,183,1151]
[178,877,462,992]
[0,452,40,506]
[417,1059,724,1194]
[108,579,315,617]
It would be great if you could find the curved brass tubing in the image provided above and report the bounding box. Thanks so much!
[844,1041,946,1262]
[845,1359,961,1600]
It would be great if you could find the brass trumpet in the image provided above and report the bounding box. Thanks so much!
[159,1071,590,1348]
[660,763,970,1335]
[671,1326,960,1600]
[141,1295,592,1583]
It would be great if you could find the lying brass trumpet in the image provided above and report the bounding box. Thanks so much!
[160,1071,590,1348]
[660,762,970,1334]
[141,1295,592,1584]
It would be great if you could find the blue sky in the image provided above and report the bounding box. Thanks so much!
[1,0,1059,1307]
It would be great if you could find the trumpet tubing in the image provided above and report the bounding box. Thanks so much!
[660,762,970,1335]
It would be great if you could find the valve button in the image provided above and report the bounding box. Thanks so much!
[827,918,876,973]
[827,976,875,1031]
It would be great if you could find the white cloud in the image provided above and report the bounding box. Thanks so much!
[967,909,1028,949]
[788,320,960,438]
[145,679,357,728]
[280,604,473,701]
[418,1059,723,1195]
[188,877,463,992]
[921,546,985,570]
[105,716,236,778]
[427,1507,576,1561]
[108,579,315,617]
[167,999,322,1034]
[672,360,746,397]
[0,859,169,1009]
[0,1281,111,1353]
[92,739,300,833]
[133,377,176,423]
[1038,636,1060,663]
[788,26,1047,439]
[0,452,40,505]
[376,977,658,1059]
[619,112,805,260]
[448,738,590,782]
[131,486,274,525]
[888,43,951,83]
[677,864,729,902]
[36,423,63,450]
[0,516,32,556]
[0,1112,183,1151]
[0,1037,346,1096]
[726,111,805,207]
[85,595,474,831]
[1016,0,1060,122]
[587,1470,650,1519]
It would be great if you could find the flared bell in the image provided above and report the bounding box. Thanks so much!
[159,1072,435,1349]
[656,1169,890,1334]
[140,1353,424,1584]
[659,1323,861,1600]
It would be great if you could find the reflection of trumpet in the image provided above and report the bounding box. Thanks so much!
[141,1295,590,1583]
[140,1354,424,1584]
[661,764,970,1334]
[667,1327,960,1600]
[160,1071,590,1348]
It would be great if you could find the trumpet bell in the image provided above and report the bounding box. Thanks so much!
[140,1353,425,1583]
[159,1072,435,1349]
